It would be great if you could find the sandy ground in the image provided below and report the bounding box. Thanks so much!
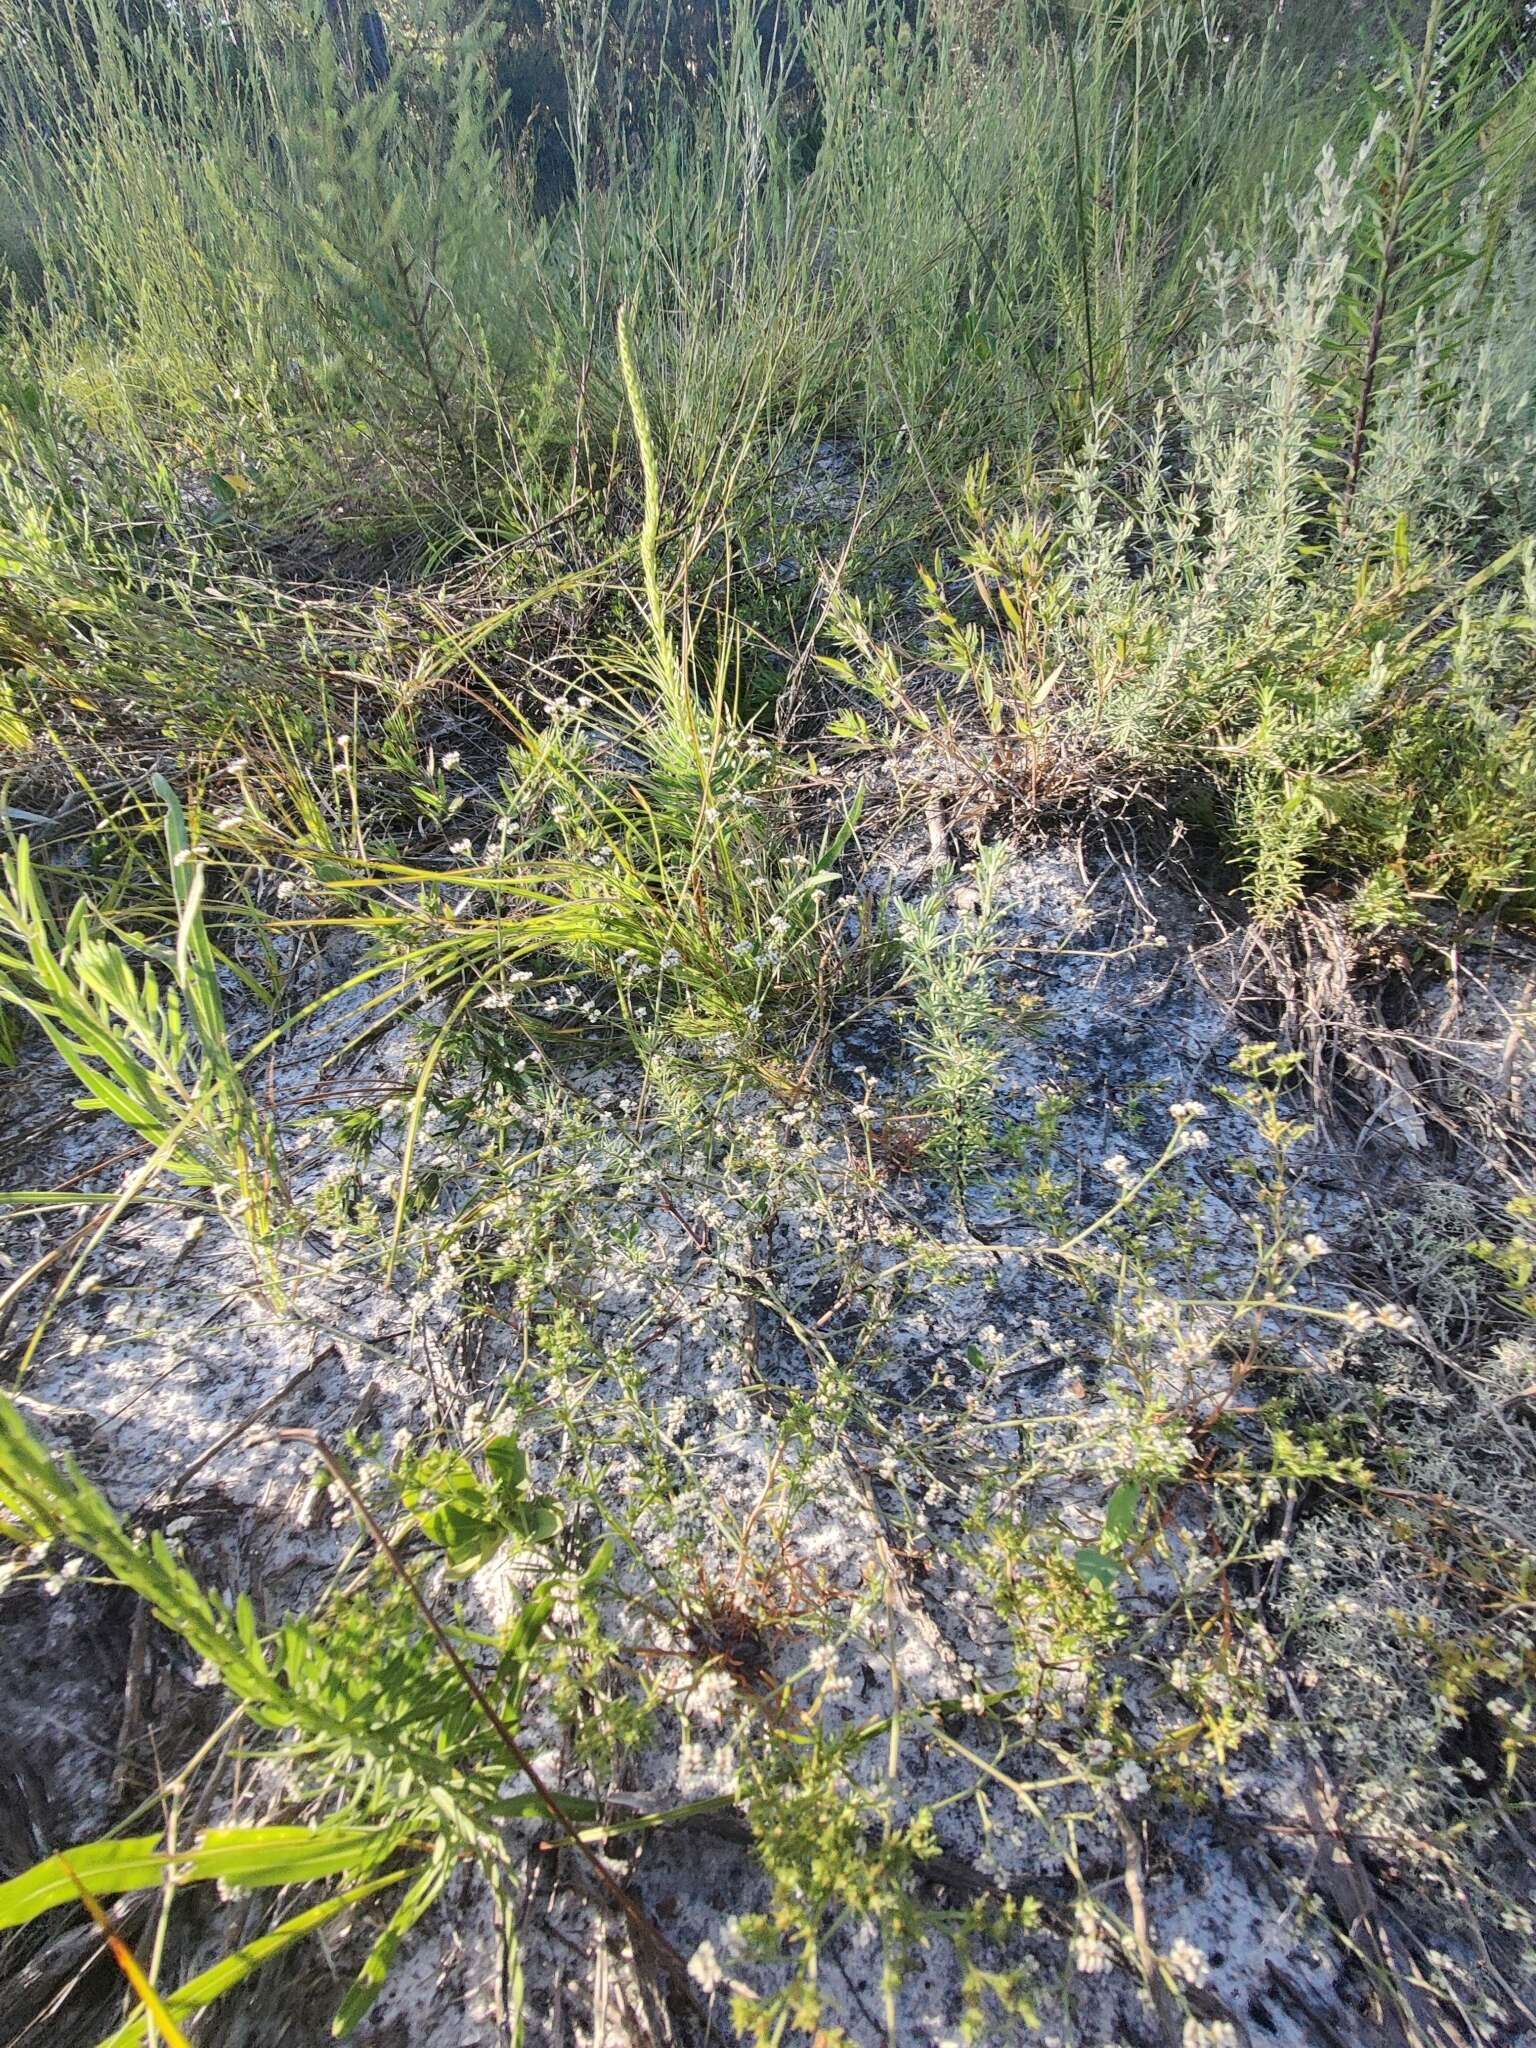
[3,825,1533,2047]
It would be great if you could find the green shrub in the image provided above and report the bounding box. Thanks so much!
[831,133,1536,925]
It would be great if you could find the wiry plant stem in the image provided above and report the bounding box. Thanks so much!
[1340,0,1444,523]
[1064,6,1098,411]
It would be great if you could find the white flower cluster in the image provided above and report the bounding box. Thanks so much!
[1182,2020,1237,2048]
[688,1939,724,1993]
[685,1668,738,1729]
[1166,1937,1211,1988]
[1114,1759,1149,1802]
[1070,1900,1116,1976]
[1340,1300,1416,1335]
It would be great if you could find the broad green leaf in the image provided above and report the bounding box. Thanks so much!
[483,1435,527,1501]
[1073,1546,1120,1591]
[418,1499,501,1575]
[1102,1482,1140,1548]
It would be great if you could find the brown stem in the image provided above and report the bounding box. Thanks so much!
[384,234,471,470]
[1106,1793,1184,2048]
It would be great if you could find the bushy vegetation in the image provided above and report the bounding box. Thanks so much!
[1,0,1535,2041]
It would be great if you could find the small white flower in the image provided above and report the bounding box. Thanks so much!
[686,1669,737,1729]
[1169,1100,1209,1121]
[1115,1760,1150,1802]
[1287,1233,1330,1262]
[440,750,461,772]
[688,1940,723,1994]
[1341,1301,1375,1334]
[1101,1153,1131,1180]
[1167,1938,1210,1988]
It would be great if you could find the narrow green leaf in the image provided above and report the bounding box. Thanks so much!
[332,1849,452,2036]
[0,1839,166,1930]
[0,1825,405,1930]
[93,1873,409,2048]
